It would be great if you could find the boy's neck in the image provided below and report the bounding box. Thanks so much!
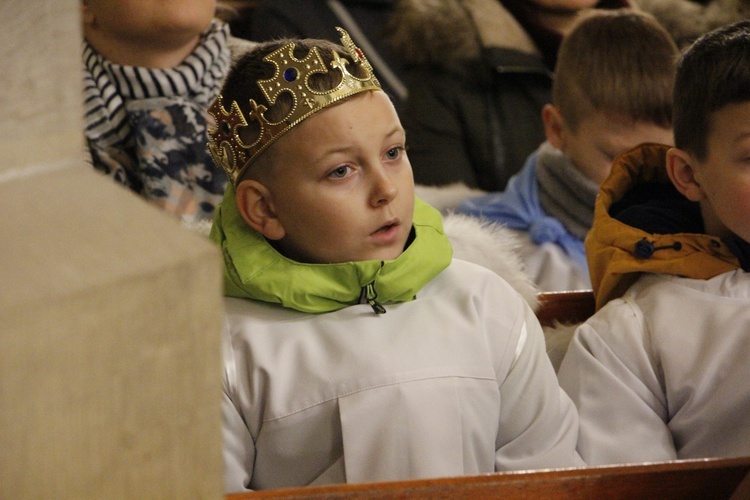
[85,32,202,68]
[700,202,734,241]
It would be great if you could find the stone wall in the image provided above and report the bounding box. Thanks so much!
[0,1,225,497]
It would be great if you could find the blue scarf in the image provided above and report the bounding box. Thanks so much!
[458,149,589,275]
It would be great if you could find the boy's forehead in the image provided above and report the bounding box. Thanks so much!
[267,92,401,165]
[295,91,397,135]
[707,102,750,145]
[577,111,652,138]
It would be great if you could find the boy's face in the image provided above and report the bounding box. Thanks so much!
[248,91,415,264]
[549,109,674,185]
[685,102,750,243]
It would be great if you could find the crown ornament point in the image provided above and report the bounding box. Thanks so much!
[207,27,382,185]
[207,96,252,178]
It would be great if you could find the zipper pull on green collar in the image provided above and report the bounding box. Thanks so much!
[358,261,387,315]
[359,272,386,315]
[360,281,386,315]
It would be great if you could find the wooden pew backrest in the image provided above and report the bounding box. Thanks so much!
[536,289,596,327]
[227,456,750,499]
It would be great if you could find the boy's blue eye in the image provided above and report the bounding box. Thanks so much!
[329,166,349,178]
[386,147,403,160]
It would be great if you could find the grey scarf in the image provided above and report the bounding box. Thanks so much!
[536,142,599,240]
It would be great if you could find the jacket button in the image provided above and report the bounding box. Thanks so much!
[634,239,655,259]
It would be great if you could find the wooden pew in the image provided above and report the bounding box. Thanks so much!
[226,456,750,499]
[536,289,596,327]
[535,290,596,370]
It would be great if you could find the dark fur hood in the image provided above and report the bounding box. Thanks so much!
[388,0,539,71]
[637,0,750,47]
[388,0,750,71]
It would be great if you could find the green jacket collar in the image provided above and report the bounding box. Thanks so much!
[210,185,453,314]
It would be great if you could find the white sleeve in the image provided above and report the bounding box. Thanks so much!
[557,299,677,465]
[494,299,585,470]
[223,391,255,493]
[221,323,256,493]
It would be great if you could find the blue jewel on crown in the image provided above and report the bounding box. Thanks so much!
[283,67,298,82]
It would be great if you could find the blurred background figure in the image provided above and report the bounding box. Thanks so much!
[638,0,750,48]
[388,0,631,193]
[238,0,408,109]
[457,9,677,292]
[82,0,254,223]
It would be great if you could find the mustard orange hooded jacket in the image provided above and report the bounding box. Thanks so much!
[585,143,745,311]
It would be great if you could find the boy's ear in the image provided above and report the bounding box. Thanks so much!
[542,104,566,150]
[235,180,286,240]
[666,148,705,202]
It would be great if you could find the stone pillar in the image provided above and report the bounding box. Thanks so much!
[0,1,224,497]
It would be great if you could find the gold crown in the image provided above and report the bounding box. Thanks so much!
[207,27,382,185]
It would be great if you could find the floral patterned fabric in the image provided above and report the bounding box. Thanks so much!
[83,20,232,222]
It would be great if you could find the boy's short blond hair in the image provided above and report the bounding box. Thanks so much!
[553,10,678,131]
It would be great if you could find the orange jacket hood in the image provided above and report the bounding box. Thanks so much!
[585,143,741,310]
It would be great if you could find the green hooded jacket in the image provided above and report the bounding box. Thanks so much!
[210,185,453,314]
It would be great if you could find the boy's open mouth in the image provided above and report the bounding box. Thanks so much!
[373,221,398,234]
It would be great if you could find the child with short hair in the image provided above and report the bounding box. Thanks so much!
[557,20,750,465]
[389,0,632,193]
[458,10,676,292]
[209,29,583,492]
[82,0,254,222]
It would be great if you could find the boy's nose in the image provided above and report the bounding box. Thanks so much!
[370,168,398,206]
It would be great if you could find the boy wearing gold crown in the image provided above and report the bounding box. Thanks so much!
[208,29,583,492]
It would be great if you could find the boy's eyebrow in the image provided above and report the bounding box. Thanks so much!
[312,125,405,163]
[384,125,406,140]
[310,144,357,165]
